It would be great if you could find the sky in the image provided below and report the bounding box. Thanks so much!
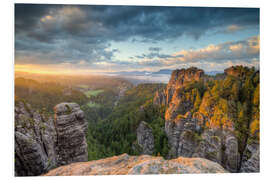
[15,4,260,75]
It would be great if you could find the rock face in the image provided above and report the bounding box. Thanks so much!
[153,67,204,106]
[194,130,240,173]
[165,111,196,158]
[153,90,166,106]
[44,154,227,175]
[15,101,57,176]
[224,65,257,79]
[240,143,260,172]
[154,67,244,173]
[164,112,240,172]
[135,121,155,155]
[54,103,88,166]
[15,101,88,176]
[165,67,204,105]
[162,67,205,159]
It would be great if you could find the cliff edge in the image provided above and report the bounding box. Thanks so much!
[44,153,227,175]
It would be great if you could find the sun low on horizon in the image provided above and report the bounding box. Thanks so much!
[14,3,261,177]
[15,4,259,75]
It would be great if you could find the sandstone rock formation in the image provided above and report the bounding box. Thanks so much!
[162,68,205,160]
[15,101,57,176]
[135,121,155,155]
[164,113,240,172]
[44,153,227,175]
[153,90,166,106]
[153,67,204,106]
[224,66,243,77]
[224,65,258,79]
[240,143,260,172]
[15,101,88,176]
[165,67,204,105]
[153,67,244,172]
[194,130,240,173]
[165,111,196,158]
[54,103,88,166]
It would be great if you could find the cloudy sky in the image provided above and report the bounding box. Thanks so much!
[15,4,260,74]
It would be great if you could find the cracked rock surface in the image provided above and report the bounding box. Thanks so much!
[15,101,88,176]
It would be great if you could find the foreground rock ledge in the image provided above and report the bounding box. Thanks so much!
[44,154,227,175]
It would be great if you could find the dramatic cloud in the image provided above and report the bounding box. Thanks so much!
[15,4,259,72]
[130,36,259,70]
[173,35,259,63]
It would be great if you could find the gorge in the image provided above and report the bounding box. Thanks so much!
[14,66,260,176]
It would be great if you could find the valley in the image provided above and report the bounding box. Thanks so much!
[14,66,260,176]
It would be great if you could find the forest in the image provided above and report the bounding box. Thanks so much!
[14,66,259,168]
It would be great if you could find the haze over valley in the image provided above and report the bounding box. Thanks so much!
[14,4,260,176]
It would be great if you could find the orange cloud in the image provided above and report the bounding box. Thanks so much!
[227,25,242,32]
[170,35,259,63]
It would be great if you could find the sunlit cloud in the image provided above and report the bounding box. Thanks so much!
[171,35,259,63]
[226,24,243,32]
[15,5,259,74]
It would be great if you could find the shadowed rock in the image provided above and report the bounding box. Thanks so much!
[15,101,88,176]
[135,121,155,155]
[240,143,260,172]
[15,101,57,176]
[54,103,88,166]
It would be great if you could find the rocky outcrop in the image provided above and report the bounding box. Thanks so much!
[15,101,57,176]
[165,67,204,105]
[162,68,205,158]
[15,101,88,176]
[153,67,204,107]
[155,67,245,172]
[54,103,88,166]
[223,133,240,172]
[135,121,155,155]
[240,143,260,172]
[165,111,196,158]
[165,114,240,172]
[153,90,166,106]
[193,130,222,164]
[193,130,240,172]
[224,66,242,77]
[224,65,257,79]
[44,154,227,175]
